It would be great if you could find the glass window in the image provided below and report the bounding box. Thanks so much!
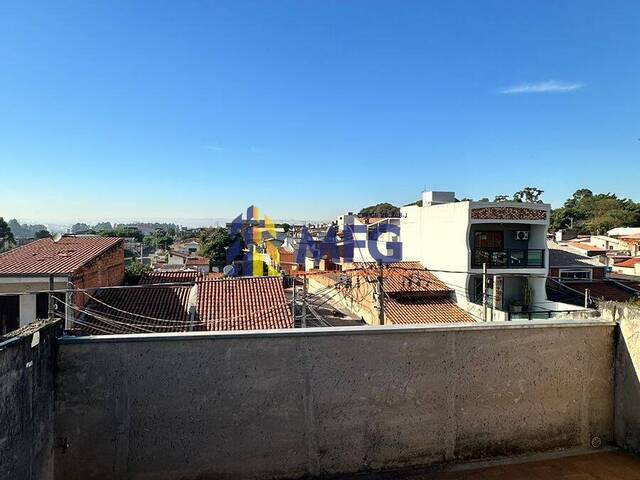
[559,270,592,281]
[527,250,544,267]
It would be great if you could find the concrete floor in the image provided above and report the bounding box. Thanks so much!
[350,450,640,480]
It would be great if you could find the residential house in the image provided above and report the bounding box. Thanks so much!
[172,239,200,256]
[607,227,640,237]
[400,191,582,320]
[184,256,211,275]
[545,241,639,304]
[0,236,124,334]
[613,257,640,276]
[76,273,292,334]
[308,261,474,326]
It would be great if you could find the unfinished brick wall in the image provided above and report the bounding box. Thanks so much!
[70,242,125,309]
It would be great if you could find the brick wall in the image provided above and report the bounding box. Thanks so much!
[71,241,125,309]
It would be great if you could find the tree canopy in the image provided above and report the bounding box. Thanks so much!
[34,229,51,239]
[358,202,401,218]
[143,231,173,250]
[0,217,16,253]
[198,227,245,268]
[550,189,640,234]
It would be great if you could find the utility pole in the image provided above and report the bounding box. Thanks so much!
[65,279,74,330]
[585,288,590,308]
[301,274,307,328]
[376,261,385,325]
[291,279,297,327]
[482,263,487,322]
[48,275,55,321]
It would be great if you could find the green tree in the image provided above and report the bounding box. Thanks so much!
[550,189,640,234]
[513,187,544,203]
[34,229,51,239]
[358,202,401,218]
[198,227,244,268]
[100,228,144,242]
[143,231,173,250]
[0,217,16,252]
[124,260,151,284]
[494,195,509,202]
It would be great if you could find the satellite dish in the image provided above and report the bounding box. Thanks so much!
[52,233,63,243]
[223,265,235,277]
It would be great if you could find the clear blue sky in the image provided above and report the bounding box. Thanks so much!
[0,1,638,224]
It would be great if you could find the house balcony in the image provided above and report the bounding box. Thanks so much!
[471,248,545,269]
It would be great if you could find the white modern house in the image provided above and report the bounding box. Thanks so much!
[400,191,583,320]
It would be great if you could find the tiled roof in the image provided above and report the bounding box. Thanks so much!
[325,262,475,324]
[185,256,209,266]
[616,258,640,268]
[140,271,202,284]
[0,236,122,275]
[567,241,606,253]
[565,281,638,302]
[385,297,475,325]
[197,276,292,331]
[548,242,605,268]
[78,284,196,335]
[168,250,190,258]
[352,261,450,296]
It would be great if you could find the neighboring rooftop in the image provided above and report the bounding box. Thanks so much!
[608,227,640,237]
[565,281,639,302]
[139,270,202,284]
[547,241,606,268]
[76,273,292,334]
[319,262,474,325]
[197,276,292,331]
[616,258,640,269]
[566,241,607,254]
[0,236,123,275]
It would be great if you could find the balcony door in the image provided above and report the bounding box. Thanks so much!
[475,231,504,249]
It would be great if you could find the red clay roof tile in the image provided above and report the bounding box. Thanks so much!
[0,236,122,275]
[197,276,292,331]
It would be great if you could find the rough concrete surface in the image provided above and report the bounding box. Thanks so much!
[601,303,640,454]
[0,319,61,480]
[55,322,615,480]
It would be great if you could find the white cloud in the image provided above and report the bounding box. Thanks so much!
[204,144,225,151]
[498,80,585,94]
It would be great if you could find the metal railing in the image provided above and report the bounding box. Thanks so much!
[471,248,545,268]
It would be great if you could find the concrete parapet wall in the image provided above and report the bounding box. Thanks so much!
[55,321,615,479]
[599,302,640,454]
[0,320,61,480]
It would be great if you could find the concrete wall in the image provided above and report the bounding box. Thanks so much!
[599,302,640,454]
[55,321,614,480]
[0,320,61,480]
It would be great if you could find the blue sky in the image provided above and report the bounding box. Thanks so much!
[0,1,638,224]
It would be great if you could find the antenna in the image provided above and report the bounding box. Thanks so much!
[52,233,63,243]
[222,265,235,277]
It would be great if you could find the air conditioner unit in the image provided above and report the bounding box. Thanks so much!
[514,230,529,241]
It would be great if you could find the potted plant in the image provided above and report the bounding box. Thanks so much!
[510,300,523,313]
